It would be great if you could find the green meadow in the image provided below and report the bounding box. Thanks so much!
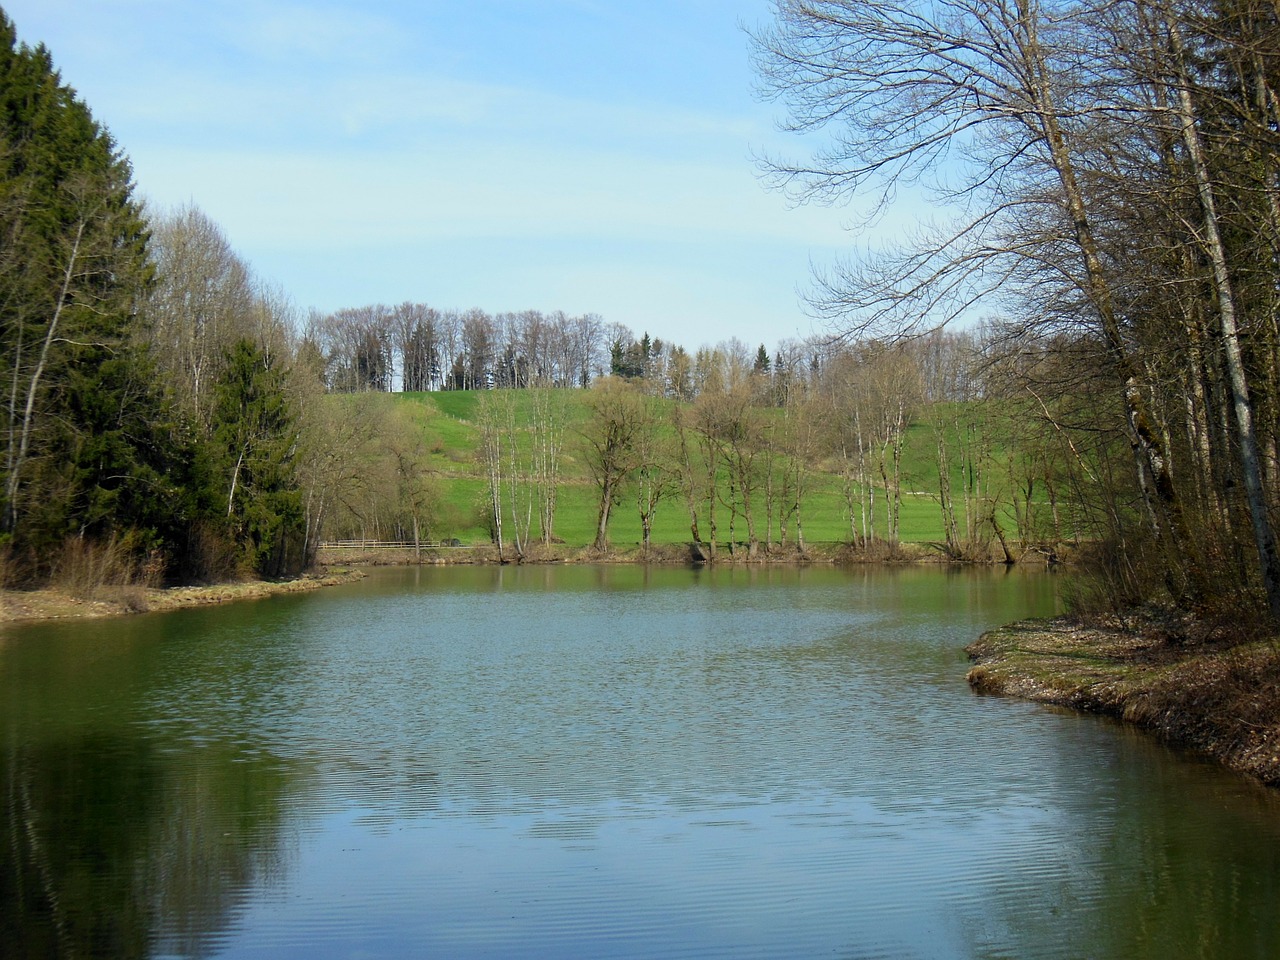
[370,390,1021,551]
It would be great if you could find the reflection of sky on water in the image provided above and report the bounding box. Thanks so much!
[220,794,1057,960]
[7,565,1280,959]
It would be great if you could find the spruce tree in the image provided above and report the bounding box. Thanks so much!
[211,339,306,578]
[754,344,771,375]
[0,10,172,577]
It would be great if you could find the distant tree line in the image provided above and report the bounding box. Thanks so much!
[302,304,608,392]
[305,302,870,407]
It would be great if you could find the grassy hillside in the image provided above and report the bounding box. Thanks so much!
[353,390,1026,552]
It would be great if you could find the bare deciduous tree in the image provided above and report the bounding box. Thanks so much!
[581,378,645,551]
[752,0,1264,607]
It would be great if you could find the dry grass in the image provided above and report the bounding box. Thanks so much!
[50,534,164,598]
[1,568,365,624]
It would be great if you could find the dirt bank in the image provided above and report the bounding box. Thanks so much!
[315,542,853,566]
[313,539,1024,567]
[967,613,1280,787]
[0,568,366,624]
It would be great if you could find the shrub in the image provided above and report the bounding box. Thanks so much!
[51,531,162,600]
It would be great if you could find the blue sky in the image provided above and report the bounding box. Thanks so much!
[7,0,885,351]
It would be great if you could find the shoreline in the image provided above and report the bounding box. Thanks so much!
[314,540,1066,567]
[11,557,1271,792]
[317,541,869,566]
[1,544,1055,624]
[0,568,366,624]
[967,614,1280,788]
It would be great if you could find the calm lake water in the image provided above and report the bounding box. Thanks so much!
[4,564,1280,959]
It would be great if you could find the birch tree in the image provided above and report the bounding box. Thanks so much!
[530,388,568,543]
[145,206,255,429]
[477,392,506,559]
[753,0,1212,604]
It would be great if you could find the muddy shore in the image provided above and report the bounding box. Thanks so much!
[967,613,1280,787]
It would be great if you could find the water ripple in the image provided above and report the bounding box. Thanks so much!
[9,565,1280,959]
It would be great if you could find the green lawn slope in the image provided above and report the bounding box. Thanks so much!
[369,390,1021,552]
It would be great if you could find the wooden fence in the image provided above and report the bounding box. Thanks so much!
[319,539,466,550]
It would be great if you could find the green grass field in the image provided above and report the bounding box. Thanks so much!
[375,390,1027,550]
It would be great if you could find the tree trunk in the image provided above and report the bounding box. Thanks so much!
[4,221,86,528]
[593,479,613,551]
[1164,6,1280,617]
[1016,0,1205,601]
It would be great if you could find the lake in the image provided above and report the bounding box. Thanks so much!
[4,564,1279,959]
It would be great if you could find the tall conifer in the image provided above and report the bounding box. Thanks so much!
[0,9,170,577]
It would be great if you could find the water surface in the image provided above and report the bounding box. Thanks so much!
[4,564,1279,958]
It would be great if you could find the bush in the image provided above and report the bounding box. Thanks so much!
[0,538,12,589]
[181,521,249,583]
[51,531,163,600]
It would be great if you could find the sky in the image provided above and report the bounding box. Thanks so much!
[6,0,886,352]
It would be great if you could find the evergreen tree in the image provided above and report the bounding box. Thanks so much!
[0,10,162,576]
[211,339,305,578]
[608,337,645,379]
[754,345,771,375]
[24,347,194,556]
